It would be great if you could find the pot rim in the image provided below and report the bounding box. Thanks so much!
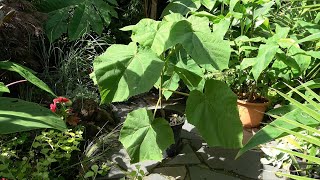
[237,99,270,107]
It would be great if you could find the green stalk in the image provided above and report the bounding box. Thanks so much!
[162,88,189,97]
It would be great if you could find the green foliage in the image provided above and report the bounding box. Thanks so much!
[94,42,164,103]
[0,61,56,96]
[0,97,67,134]
[0,128,84,179]
[238,84,320,177]
[35,0,118,41]
[119,108,174,163]
[0,61,67,134]
[186,80,243,148]
[93,11,242,163]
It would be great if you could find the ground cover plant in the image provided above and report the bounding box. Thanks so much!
[0,0,319,179]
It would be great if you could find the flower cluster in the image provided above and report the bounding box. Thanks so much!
[50,97,71,113]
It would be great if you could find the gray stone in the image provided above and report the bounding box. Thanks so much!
[189,166,241,180]
[182,120,196,132]
[106,166,126,179]
[108,148,159,178]
[188,138,207,151]
[242,128,259,145]
[166,144,201,165]
[197,147,261,179]
[144,174,175,180]
[261,164,290,180]
[152,166,187,180]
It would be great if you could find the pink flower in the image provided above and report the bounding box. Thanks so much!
[50,103,57,112]
[50,96,71,113]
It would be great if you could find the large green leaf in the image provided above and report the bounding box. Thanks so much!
[201,0,216,10]
[0,97,67,134]
[121,19,160,47]
[119,108,174,163]
[37,0,117,41]
[162,73,180,100]
[161,0,201,17]
[0,82,9,93]
[0,61,56,96]
[287,46,311,73]
[237,106,319,158]
[186,80,243,148]
[93,43,164,103]
[251,43,279,80]
[152,17,231,69]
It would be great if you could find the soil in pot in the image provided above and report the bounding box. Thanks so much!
[237,99,270,128]
[153,108,186,157]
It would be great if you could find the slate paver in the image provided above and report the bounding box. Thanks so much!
[143,173,175,180]
[153,166,187,180]
[197,147,262,179]
[166,144,201,165]
[188,165,241,180]
[261,164,289,180]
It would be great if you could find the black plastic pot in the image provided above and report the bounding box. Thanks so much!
[152,107,185,157]
[166,122,184,157]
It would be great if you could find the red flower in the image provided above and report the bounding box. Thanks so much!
[50,96,71,113]
[53,97,70,103]
[50,103,57,112]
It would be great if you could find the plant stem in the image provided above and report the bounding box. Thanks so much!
[5,79,27,87]
[162,88,189,97]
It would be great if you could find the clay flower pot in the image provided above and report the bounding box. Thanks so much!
[237,99,270,128]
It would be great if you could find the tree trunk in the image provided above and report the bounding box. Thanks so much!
[144,0,158,19]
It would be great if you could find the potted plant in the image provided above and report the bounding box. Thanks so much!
[91,13,244,163]
[238,83,320,179]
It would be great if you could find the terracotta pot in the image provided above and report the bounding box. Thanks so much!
[237,99,270,128]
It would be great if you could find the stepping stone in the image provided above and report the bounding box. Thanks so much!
[242,128,259,145]
[166,144,201,165]
[261,164,289,180]
[189,166,241,180]
[197,147,261,179]
[108,148,159,179]
[144,173,176,180]
[152,166,187,180]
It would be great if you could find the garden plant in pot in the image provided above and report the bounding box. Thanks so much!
[225,0,319,128]
[91,13,244,163]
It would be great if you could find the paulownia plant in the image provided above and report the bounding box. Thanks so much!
[92,13,243,163]
[0,61,67,134]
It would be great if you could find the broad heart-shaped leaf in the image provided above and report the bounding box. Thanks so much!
[152,18,231,69]
[37,0,117,41]
[119,108,174,163]
[0,97,67,134]
[93,43,164,103]
[201,0,216,10]
[251,43,279,81]
[121,19,160,47]
[0,61,56,97]
[186,80,243,148]
[0,82,9,93]
[237,105,319,158]
[161,0,201,17]
[168,47,204,91]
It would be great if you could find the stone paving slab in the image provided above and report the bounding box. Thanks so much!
[197,147,262,179]
[152,166,187,179]
[188,165,241,180]
[166,144,201,165]
[143,173,175,180]
[108,148,159,179]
